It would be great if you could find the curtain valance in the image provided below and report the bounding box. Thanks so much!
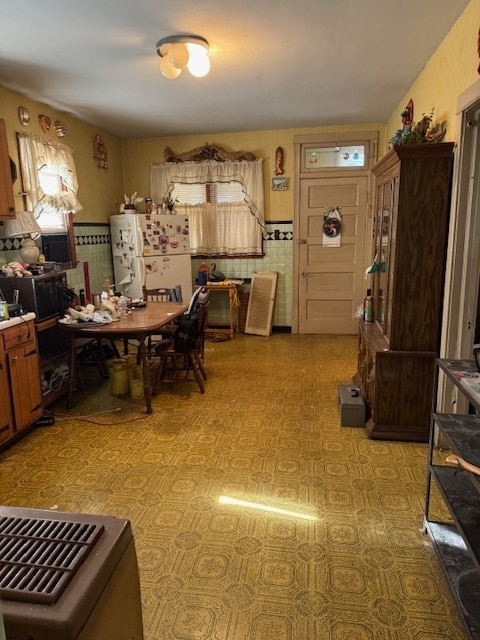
[150,158,265,232]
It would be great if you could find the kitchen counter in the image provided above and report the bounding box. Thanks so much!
[0,312,36,330]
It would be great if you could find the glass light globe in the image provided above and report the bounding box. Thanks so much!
[168,43,189,69]
[186,43,210,78]
[160,56,182,79]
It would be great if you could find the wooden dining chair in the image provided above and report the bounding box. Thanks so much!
[152,301,209,394]
[143,287,178,357]
[155,286,209,346]
[144,287,171,302]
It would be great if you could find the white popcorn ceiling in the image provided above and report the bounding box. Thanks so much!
[0,0,470,139]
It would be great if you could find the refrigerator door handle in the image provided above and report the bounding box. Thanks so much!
[135,225,144,257]
[139,257,146,295]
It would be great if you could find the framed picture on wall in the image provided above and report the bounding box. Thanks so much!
[272,177,288,191]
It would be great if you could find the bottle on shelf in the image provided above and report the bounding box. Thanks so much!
[364,288,374,323]
[363,288,371,318]
[378,288,385,324]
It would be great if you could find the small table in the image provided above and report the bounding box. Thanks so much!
[60,301,188,414]
[201,283,239,339]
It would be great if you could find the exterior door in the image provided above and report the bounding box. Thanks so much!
[297,175,369,333]
[293,132,377,335]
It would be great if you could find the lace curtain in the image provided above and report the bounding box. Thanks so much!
[18,133,83,232]
[150,159,265,256]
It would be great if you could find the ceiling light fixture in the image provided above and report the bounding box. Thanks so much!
[156,35,210,79]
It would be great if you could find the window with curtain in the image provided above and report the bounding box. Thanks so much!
[150,159,265,257]
[17,133,83,264]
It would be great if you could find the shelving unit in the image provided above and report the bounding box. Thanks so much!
[36,317,71,405]
[425,358,480,639]
[355,142,454,441]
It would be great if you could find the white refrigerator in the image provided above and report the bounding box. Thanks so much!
[110,212,193,301]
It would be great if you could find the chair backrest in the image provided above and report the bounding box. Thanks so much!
[166,285,183,302]
[144,287,170,302]
[173,301,209,354]
[186,286,210,315]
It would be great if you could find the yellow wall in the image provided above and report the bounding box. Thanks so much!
[0,86,124,223]
[3,0,479,224]
[1,81,384,224]
[386,0,480,150]
[122,124,385,223]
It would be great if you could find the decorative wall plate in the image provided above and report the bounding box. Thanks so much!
[18,106,30,126]
[54,120,67,137]
[38,115,51,132]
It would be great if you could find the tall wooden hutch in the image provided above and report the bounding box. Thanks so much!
[355,142,454,441]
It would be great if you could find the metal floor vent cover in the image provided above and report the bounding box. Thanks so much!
[0,515,104,604]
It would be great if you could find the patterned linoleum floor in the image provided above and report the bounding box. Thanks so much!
[0,333,468,640]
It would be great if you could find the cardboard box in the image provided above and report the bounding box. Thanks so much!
[338,385,365,427]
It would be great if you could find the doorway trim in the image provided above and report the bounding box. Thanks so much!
[439,77,480,410]
[292,131,378,334]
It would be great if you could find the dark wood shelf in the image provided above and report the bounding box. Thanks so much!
[39,346,68,371]
[36,314,70,406]
[42,382,69,407]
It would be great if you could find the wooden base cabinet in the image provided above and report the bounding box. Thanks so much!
[356,142,454,441]
[0,318,43,450]
[356,321,436,441]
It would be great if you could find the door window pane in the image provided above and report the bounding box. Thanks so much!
[304,145,365,169]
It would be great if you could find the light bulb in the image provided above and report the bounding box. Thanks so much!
[160,56,182,79]
[186,43,210,78]
[168,43,189,69]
